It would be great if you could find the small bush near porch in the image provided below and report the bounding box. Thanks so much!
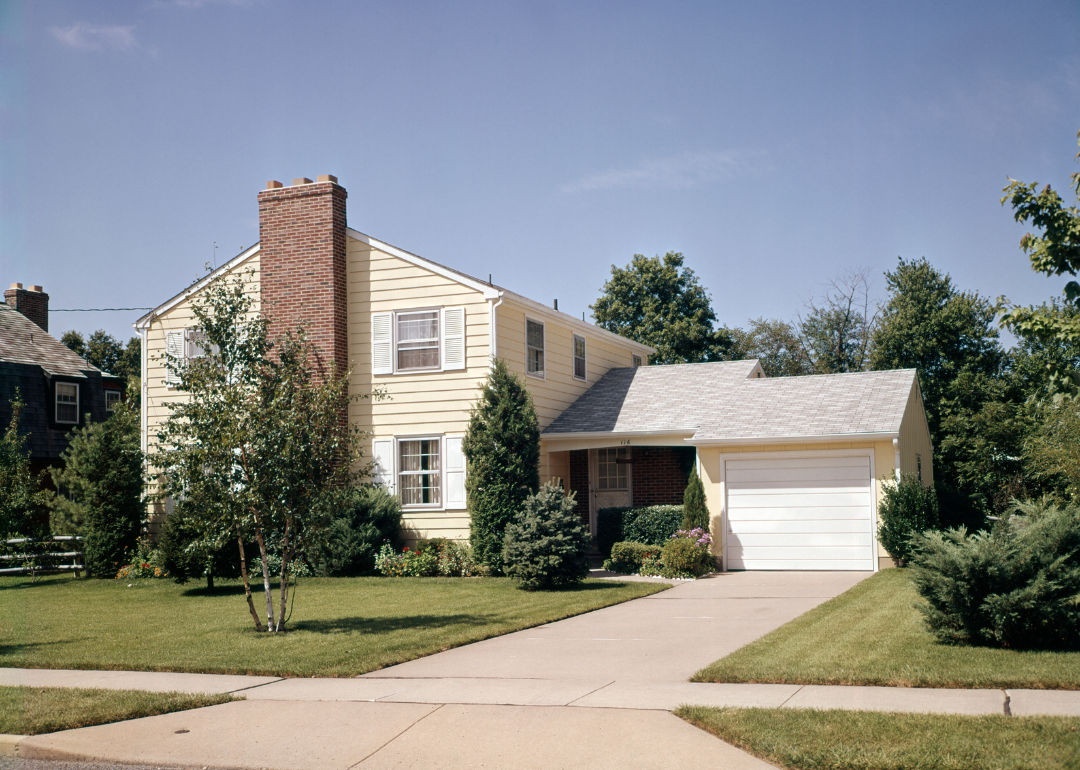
[0,574,666,678]
[596,505,682,557]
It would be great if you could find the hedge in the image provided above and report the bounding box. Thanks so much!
[596,505,683,558]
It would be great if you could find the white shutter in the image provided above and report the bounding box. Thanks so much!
[444,435,466,508]
[442,307,466,371]
[165,330,184,386]
[372,312,393,375]
[372,439,395,492]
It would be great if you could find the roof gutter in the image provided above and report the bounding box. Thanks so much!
[686,431,900,447]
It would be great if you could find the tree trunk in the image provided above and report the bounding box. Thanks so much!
[276,518,292,632]
[254,518,275,632]
[206,571,214,590]
[236,525,263,632]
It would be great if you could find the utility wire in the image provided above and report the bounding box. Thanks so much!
[51,308,153,312]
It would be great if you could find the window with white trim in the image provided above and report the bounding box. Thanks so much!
[632,354,642,367]
[56,382,79,424]
[371,308,466,375]
[526,319,545,377]
[573,334,586,381]
[398,438,442,507]
[597,447,629,490]
[105,390,121,417]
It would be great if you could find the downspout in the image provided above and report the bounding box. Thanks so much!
[893,437,901,482]
[488,293,503,371]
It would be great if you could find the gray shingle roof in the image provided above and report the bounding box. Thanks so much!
[542,361,918,441]
[0,304,99,377]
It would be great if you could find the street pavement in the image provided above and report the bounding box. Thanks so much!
[4,570,1077,769]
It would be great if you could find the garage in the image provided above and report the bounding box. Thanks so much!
[724,454,875,571]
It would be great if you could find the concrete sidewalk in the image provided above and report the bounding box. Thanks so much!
[5,571,1078,769]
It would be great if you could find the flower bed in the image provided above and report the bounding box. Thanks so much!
[375,538,479,577]
[603,528,716,579]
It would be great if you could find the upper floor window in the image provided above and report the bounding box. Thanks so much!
[632,354,642,368]
[56,382,79,424]
[105,390,122,417]
[526,319,545,377]
[397,311,440,371]
[372,307,465,375]
[597,447,629,490]
[573,334,586,381]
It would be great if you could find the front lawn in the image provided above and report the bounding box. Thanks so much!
[0,686,237,736]
[692,569,1080,689]
[677,706,1080,770]
[0,574,666,677]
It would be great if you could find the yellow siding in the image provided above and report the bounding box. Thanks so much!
[140,253,262,521]
[898,380,935,486]
[347,237,490,542]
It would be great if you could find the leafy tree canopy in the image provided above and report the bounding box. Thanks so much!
[591,252,734,365]
[798,268,879,374]
[729,317,814,377]
[0,391,47,539]
[1000,128,1080,398]
[60,329,142,406]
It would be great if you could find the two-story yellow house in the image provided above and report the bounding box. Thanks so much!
[136,175,932,572]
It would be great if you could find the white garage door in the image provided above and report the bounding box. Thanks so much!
[725,455,875,570]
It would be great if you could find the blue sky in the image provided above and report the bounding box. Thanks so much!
[2,0,1078,346]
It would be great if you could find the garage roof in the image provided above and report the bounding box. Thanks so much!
[541,362,919,442]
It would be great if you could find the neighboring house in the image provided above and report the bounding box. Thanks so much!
[135,176,932,571]
[0,284,125,480]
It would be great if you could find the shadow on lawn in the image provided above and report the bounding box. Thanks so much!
[291,613,497,635]
[180,584,251,598]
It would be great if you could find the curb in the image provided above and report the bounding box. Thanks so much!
[0,734,25,756]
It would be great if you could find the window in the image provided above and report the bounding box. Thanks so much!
[526,319,545,377]
[597,447,629,490]
[398,438,441,506]
[105,390,121,416]
[632,354,642,368]
[397,311,440,371]
[56,382,79,424]
[916,454,923,483]
[573,335,586,381]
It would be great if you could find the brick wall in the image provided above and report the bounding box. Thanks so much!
[631,446,692,507]
[5,285,49,332]
[568,449,590,525]
[257,177,348,376]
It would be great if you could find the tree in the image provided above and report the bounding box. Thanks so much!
[60,330,142,406]
[797,268,879,374]
[591,252,735,364]
[46,404,143,577]
[1025,399,1080,499]
[999,128,1080,399]
[730,317,814,377]
[153,272,366,631]
[60,331,86,359]
[464,358,540,572]
[681,465,709,531]
[871,258,1003,439]
[502,482,590,590]
[0,391,47,539]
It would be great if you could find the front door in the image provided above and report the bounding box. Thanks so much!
[590,447,632,535]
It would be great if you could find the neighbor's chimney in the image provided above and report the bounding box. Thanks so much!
[5,283,49,332]
[257,175,348,375]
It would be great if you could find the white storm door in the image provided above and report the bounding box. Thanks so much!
[725,454,874,571]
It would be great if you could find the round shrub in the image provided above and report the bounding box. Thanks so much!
[502,482,590,590]
[661,529,715,577]
[878,473,939,564]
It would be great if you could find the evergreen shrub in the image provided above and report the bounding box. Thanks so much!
[878,473,940,564]
[502,482,590,590]
[909,498,1080,649]
[307,486,402,576]
[596,505,682,557]
[603,541,663,574]
[681,466,710,531]
[464,358,540,572]
[158,505,245,587]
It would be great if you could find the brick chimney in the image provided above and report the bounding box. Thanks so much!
[257,175,348,375]
[5,283,49,332]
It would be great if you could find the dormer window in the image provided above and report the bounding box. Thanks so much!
[56,382,79,424]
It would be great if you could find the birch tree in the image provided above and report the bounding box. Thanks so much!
[153,272,369,631]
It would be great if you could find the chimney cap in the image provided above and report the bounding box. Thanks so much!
[9,283,23,290]
[292,177,313,186]
[28,285,43,293]
[266,180,283,190]
[316,174,338,184]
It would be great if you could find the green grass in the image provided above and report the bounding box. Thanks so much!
[692,569,1080,689]
[0,685,237,736]
[0,574,666,677]
[677,706,1080,770]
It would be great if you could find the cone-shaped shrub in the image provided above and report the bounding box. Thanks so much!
[502,482,590,590]
[681,465,709,532]
[464,358,540,572]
